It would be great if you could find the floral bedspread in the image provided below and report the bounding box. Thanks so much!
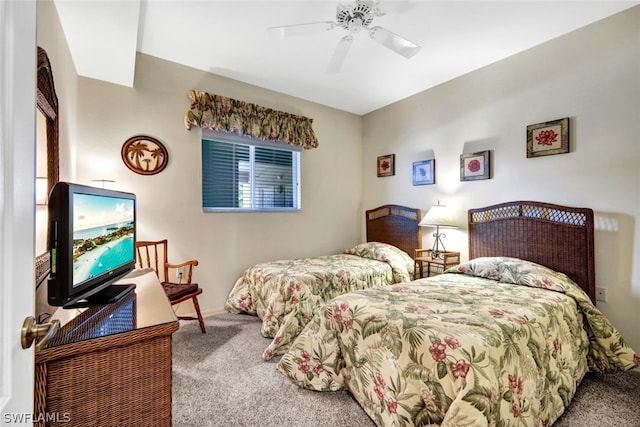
[277,257,639,427]
[225,242,415,359]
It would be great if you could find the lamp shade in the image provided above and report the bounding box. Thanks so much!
[419,203,457,228]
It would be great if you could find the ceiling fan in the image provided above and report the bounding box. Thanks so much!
[268,0,421,73]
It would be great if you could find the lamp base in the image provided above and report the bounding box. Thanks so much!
[431,229,447,259]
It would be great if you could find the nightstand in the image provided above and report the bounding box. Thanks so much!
[414,249,460,279]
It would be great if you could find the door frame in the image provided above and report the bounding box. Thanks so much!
[0,0,37,423]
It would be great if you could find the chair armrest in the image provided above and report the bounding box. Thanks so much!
[165,259,199,283]
[166,259,199,269]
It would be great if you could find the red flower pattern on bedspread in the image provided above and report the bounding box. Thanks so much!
[444,336,460,349]
[429,342,447,362]
[313,363,324,375]
[386,399,398,414]
[508,374,524,395]
[372,371,389,406]
[450,360,470,378]
[511,400,521,418]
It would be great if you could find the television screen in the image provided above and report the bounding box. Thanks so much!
[72,193,135,288]
[48,182,137,308]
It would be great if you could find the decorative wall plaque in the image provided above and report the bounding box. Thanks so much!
[121,135,168,175]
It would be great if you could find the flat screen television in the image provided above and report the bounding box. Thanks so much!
[48,182,137,308]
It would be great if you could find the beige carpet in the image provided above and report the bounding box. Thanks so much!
[172,313,640,427]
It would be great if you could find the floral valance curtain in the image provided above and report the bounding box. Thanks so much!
[184,90,318,149]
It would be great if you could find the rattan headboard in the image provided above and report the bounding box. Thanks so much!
[468,201,595,304]
[366,205,422,258]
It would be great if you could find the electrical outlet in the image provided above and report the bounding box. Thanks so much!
[596,286,608,302]
[177,267,184,278]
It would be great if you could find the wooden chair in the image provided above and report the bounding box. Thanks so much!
[135,239,206,333]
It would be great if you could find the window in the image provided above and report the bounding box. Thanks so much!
[202,131,300,211]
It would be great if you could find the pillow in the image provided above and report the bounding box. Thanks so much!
[345,242,415,283]
[446,256,576,293]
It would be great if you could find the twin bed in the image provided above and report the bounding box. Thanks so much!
[226,201,638,426]
[225,204,423,359]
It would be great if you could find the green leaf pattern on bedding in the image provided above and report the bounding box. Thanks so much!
[448,257,639,373]
[225,243,414,360]
[277,258,639,426]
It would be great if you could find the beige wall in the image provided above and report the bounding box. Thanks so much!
[362,7,640,350]
[71,53,362,316]
[37,2,639,350]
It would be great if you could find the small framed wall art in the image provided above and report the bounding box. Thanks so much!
[526,117,569,158]
[460,150,490,181]
[377,154,395,177]
[412,159,435,185]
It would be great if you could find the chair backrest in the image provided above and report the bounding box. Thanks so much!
[136,239,169,283]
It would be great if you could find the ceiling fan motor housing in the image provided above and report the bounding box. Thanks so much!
[336,1,378,32]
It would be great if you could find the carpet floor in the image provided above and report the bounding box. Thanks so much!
[172,313,640,427]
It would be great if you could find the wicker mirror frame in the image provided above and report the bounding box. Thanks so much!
[35,47,59,303]
[36,46,60,203]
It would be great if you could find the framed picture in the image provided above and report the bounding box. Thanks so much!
[527,117,569,158]
[412,159,435,185]
[377,154,395,177]
[460,150,490,181]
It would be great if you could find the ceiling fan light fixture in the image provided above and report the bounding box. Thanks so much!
[350,17,364,33]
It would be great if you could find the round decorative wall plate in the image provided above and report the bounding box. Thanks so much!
[121,135,169,175]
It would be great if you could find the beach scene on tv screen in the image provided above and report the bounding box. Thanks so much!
[73,193,134,287]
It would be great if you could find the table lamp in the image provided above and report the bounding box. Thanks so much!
[419,201,457,258]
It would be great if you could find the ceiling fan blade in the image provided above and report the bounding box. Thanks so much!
[327,35,354,73]
[368,26,420,58]
[268,21,336,39]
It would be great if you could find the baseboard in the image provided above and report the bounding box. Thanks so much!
[201,308,227,318]
[175,307,226,319]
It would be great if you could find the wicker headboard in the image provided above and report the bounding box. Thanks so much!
[468,201,595,304]
[366,205,422,258]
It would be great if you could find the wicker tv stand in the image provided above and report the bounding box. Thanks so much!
[34,270,179,427]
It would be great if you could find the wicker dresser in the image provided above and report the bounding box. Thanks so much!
[34,269,179,427]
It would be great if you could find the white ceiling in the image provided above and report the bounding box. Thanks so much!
[53,0,638,115]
